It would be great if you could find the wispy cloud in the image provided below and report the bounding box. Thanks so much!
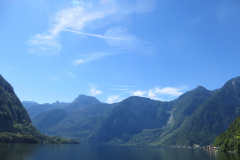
[90,87,102,96]
[73,52,116,65]
[27,0,155,54]
[74,59,84,65]
[27,34,61,54]
[110,85,135,88]
[106,95,121,104]
[109,84,135,92]
[104,27,151,50]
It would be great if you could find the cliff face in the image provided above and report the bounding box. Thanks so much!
[0,75,31,132]
[156,77,240,146]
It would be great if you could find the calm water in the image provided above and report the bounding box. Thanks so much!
[0,143,240,160]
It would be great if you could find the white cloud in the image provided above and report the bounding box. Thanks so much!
[74,59,84,65]
[131,86,187,100]
[148,89,156,97]
[106,95,121,104]
[153,87,185,97]
[132,90,147,97]
[27,0,155,54]
[90,87,102,96]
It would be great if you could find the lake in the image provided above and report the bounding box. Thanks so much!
[0,143,239,160]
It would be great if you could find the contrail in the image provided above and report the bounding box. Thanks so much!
[62,29,126,40]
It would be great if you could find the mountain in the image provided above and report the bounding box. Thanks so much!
[87,77,240,146]
[23,95,102,119]
[87,96,173,144]
[63,94,101,111]
[213,115,240,152]
[31,76,240,147]
[0,75,80,144]
[158,77,240,146]
[152,86,215,146]
[0,75,32,133]
[23,101,69,119]
[86,86,214,145]
[21,101,38,108]
[32,103,116,142]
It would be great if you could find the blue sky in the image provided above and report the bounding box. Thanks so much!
[1,0,240,104]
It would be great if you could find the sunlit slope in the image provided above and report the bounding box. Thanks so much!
[213,114,240,151]
[156,76,240,146]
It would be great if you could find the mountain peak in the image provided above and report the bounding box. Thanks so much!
[195,85,207,90]
[52,100,60,104]
[72,94,100,104]
[64,94,101,111]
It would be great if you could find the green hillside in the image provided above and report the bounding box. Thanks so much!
[154,77,240,146]
[213,115,240,152]
[23,101,68,119]
[0,75,80,144]
[32,103,116,141]
[88,96,173,144]
[30,76,240,147]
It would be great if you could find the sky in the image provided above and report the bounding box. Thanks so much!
[1,0,240,104]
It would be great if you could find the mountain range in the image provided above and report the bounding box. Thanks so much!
[28,76,240,147]
[0,74,80,144]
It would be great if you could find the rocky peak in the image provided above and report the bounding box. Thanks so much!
[72,94,100,105]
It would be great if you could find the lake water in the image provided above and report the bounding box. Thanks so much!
[0,143,240,160]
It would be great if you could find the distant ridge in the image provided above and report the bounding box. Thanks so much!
[64,94,101,111]
[0,75,80,144]
[29,76,240,147]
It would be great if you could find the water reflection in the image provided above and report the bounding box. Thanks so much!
[204,149,240,160]
[1,143,240,160]
[0,143,37,160]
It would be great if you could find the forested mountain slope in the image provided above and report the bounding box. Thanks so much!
[31,76,240,146]
[0,75,80,144]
